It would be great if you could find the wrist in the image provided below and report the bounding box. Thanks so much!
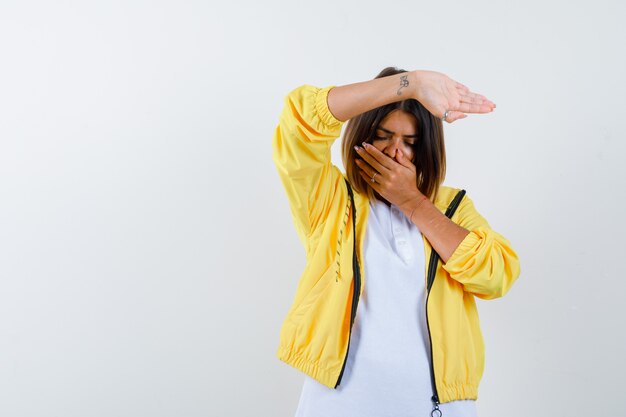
[400,192,428,222]
[409,70,424,100]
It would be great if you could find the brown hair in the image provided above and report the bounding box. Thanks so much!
[341,66,446,204]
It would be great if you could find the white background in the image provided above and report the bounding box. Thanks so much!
[1,1,624,416]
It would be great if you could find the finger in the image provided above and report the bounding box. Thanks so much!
[455,100,495,115]
[358,142,397,173]
[357,143,392,171]
[454,80,495,104]
[444,111,468,123]
[455,85,496,107]
[461,89,496,107]
[395,149,414,169]
[357,165,382,189]
[355,158,378,180]
[459,91,487,104]
[455,81,470,94]
[459,93,495,110]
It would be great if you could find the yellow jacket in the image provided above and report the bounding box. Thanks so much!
[271,83,521,404]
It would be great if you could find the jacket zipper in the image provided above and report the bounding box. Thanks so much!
[425,248,442,416]
[335,181,465,402]
[424,189,466,417]
[335,179,361,388]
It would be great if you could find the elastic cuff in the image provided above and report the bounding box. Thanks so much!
[314,85,344,128]
[442,228,483,271]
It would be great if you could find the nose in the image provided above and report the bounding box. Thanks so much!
[384,136,402,159]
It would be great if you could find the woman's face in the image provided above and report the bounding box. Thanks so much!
[370,109,418,163]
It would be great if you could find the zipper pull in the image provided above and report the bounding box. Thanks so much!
[430,395,442,417]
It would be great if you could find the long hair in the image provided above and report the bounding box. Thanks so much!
[341,66,446,204]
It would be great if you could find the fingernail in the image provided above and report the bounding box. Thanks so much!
[354,145,360,151]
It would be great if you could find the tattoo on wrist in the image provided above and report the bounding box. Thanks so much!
[397,75,409,96]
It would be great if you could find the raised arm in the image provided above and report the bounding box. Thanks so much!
[327,69,496,123]
[271,84,345,252]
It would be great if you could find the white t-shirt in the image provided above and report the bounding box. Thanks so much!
[294,198,478,417]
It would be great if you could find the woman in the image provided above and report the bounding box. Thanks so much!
[271,67,521,417]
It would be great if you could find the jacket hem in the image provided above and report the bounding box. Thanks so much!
[438,382,479,403]
[276,345,339,389]
[278,345,481,402]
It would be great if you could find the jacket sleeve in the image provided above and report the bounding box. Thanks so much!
[271,84,345,251]
[441,193,521,300]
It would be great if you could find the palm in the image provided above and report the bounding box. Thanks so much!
[413,70,496,123]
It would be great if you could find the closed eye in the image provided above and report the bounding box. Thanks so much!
[373,136,415,145]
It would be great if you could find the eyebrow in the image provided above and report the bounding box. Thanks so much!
[376,126,418,138]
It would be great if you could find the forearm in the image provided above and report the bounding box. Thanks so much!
[326,71,418,122]
[400,197,470,264]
